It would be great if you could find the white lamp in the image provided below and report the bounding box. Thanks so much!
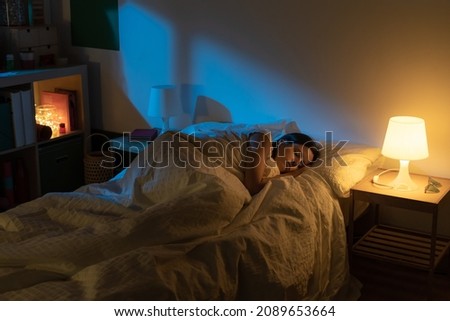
[381,116,429,191]
[148,85,179,132]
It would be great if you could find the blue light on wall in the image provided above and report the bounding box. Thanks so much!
[190,37,317,126]
[119,4,175,127]
[115,3,342,140]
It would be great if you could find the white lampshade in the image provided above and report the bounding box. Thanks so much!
[381,116,429,191]
[148,85,179,131]
[381,116,429,160]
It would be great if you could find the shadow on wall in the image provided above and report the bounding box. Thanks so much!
[87,62,103,128]
[193,96,232,124]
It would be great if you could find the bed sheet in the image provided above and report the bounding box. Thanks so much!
[0,132,349,300]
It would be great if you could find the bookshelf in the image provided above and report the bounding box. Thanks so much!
[0,65,90,211]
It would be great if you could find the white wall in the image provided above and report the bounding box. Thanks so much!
[52,0,450,181]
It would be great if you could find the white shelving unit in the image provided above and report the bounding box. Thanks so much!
[0,65,90,209]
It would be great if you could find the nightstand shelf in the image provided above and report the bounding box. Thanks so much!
[349,169,450,274]
[353,225,450,270]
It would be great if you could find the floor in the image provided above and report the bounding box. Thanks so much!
[350,254,450,300]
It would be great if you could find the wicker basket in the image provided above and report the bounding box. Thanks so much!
[83,151,114,184]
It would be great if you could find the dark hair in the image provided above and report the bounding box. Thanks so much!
[271,133,320,163]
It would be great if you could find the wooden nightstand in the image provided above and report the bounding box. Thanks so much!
[348,169,450,273]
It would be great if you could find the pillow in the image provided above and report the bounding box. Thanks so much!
[180,119,300,140]
[311,143,381,198]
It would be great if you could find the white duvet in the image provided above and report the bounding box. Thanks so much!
[0,132,349,300]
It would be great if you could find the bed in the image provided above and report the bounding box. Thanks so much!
[0,120,380,300]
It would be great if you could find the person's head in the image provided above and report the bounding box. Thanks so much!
[271,133,320,173]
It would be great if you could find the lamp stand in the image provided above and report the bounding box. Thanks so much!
[389,159,418,191]
[161,117,170,133]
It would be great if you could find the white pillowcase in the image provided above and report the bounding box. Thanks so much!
[311,143,381,198]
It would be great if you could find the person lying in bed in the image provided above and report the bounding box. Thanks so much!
[243,132,320,195]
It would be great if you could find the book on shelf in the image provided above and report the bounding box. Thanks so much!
[0,101,14,152]
[10,91,25,147]
[20,89,36,145]
[55,88,78,130]
[130,128,159,141]
[0,158,30,211]
[0,88,36,149]
[40,91,71,133]
[0,160,15,210]
[13,157,29,205]
[0,90,25,148]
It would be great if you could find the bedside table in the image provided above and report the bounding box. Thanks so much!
[109,133,155,171]
[348,169,450,273]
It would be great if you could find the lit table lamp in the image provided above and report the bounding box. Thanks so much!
[148,85,179,133]
[381,116,429,191]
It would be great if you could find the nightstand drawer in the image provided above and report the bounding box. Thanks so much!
[39,136,84,194]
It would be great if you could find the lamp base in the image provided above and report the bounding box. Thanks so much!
[388,159,418,191]
[160,117,170,134]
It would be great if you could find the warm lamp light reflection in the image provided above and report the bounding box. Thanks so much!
[381,116,429,191]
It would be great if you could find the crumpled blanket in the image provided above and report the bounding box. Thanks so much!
[0,132,348,300]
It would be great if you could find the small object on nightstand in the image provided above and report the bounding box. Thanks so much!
[424,177,442,194]
[130,128,158,141]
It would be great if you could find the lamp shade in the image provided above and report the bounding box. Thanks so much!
[147,85,179,118]
[381,116,429,161]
